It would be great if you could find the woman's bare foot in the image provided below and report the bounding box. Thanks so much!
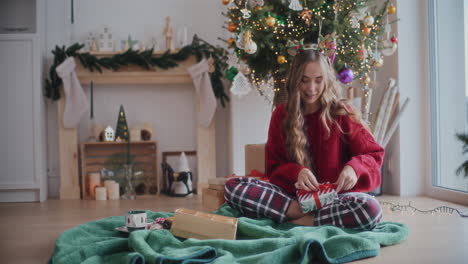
[286,200,315,226]
[289,214,315,226]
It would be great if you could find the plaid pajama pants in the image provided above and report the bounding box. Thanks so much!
[224,177,382,230]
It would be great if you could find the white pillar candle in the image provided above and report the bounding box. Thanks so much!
[130,128,141,142]
[89,173,101,198]
[95,187,107,200]
[108,182,120,200]
[104,180,115,198]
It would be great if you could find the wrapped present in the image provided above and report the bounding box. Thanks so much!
[170,208,238,240]
[296,183,338,213]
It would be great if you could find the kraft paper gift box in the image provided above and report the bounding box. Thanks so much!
[170,208,238,240]
[245,144,265,175]
[202,187,225,212]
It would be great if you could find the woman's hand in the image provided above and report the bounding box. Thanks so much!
[334,165,358,193]
[294,168,319,191]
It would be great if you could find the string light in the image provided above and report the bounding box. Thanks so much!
[380,201,468,218]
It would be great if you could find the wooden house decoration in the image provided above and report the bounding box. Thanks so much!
[85,32,95,52]
[98,26,114,52]
[104,126,115,142]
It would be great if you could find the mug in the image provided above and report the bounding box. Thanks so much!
[125,210,147,231]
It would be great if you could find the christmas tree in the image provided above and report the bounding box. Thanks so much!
[115,105,129,142]
[222,0,398,104]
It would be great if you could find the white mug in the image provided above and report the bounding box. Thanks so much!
[125,210,147,231]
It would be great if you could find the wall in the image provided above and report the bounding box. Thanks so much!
[389,0,429,196]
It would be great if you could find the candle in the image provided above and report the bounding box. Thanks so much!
[89,173,101,198]
[108,182,120,200]
[104,180,115,198]
[95,187,107,200]
[130,128,141,142]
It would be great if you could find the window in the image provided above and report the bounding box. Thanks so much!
[429,0,468,193]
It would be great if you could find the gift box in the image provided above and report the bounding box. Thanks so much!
[170,208,238,240]
[296,183,338,213]
[202,187,225,212]
[245,144,265,175]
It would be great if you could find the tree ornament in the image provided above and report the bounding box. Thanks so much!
[363,15,374,26]
[358,45,367,60]
[351,16,360,29]
[372,58,384,67]
[289,0,303,11]
[381,40,397,56]
[226,66,239,81]
[228,23,237,33]
[230,72,253,97]
[338,67,354,84]
[227,37,235,46]
[266,16,276,27]
[222,0,230,5]
[277,55,286,64]
[390,35,398,43]
[362,26,371,35]
[388,4,396,14]
[255,5,263,11]
[240,8,252,19]
[243,31,257,54]
[236,33,245,49]
[300,8,313,26]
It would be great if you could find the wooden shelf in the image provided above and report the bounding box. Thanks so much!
[75,54,196,85]
[79,141,159,200]
[84,49,182,57]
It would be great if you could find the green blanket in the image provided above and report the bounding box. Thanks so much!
[49,204,408,264]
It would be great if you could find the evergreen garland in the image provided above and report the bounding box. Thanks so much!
[44,35,230,107]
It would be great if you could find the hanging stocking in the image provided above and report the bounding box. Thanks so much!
[230,72,253,97]
[55,57,89,128]
[289,0,303,11]
[187,59,217,127]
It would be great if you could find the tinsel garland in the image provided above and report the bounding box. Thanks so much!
[44,35,230,107]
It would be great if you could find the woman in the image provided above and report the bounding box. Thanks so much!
[224,47,384,231]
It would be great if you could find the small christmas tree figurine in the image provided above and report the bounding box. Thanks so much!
[115,105,129,142]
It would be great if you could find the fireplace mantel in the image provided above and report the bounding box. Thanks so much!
[57,55,216,199]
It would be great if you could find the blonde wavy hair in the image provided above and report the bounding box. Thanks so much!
[284,49,365,169]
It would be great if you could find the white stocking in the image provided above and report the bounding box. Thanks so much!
[55,57,88,128]
[187,59,217,127]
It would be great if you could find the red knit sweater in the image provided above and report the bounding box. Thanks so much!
[266,104,384,196]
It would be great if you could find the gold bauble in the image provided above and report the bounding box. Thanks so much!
[227,37,235,46]
[266,16,276,27]
[388,4,396,14]
[255,5,263,11]
[277,55,286,64]
[222,0,230,5]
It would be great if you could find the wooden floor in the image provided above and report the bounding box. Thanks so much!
[0,195,466,264]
